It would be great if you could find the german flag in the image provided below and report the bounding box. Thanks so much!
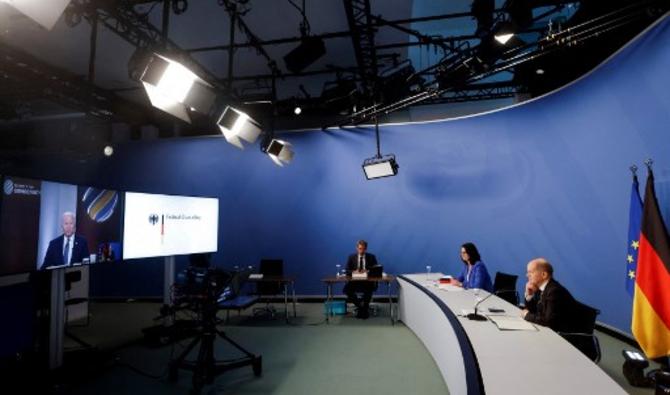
[632,169,670,358]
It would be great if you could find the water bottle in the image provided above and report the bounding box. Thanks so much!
[336,264,341,277]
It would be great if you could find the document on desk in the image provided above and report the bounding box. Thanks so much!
[488,315,538,331]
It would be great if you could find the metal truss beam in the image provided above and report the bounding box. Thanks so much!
[342,0,378,97]
[66,0,223,88]
[0,40,156,124]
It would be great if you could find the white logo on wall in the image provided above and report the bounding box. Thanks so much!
[3,179,14,195]
[3,178,40,196]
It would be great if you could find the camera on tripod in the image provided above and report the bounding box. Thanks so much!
[164,255,262,395]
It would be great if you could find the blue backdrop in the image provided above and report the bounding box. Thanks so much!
[6,15,670,333]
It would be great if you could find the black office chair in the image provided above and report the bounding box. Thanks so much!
[493,272,519,306]
[253,259,284,318]
[559,300,602,363]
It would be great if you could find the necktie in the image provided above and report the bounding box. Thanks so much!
[359,255,363,271]
[63,237,71,264]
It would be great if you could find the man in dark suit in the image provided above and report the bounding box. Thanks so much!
[343,240,379,319]
[521,258,578,332]
[43,212,89,269]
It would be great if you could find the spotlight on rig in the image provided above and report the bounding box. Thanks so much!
[1,0,70,30]
[361,118,398,180]
[284,36,326,73]
[139,53,215,123]
[216,106,262,149]
[263,139,294,167]
[362,155,399,180]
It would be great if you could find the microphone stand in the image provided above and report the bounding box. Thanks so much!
[467,290,494,321]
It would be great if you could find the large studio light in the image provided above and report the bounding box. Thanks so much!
[264,139,294,167]
[362,155,399,180]
[140,54,215,123]
[0,0,71,30]
[216,106,262,149]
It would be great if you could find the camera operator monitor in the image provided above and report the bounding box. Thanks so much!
[122,192,218,260]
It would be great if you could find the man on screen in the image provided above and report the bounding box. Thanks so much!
[43,212,89,269]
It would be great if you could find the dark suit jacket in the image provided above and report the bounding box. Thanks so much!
[524,278,578,332]
[43,234,89,268]
[343,252,379,294]
[345,252,379,275]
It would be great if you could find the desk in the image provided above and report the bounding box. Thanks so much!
[248,275,297,323]
[322,275,396,324]
[398,273,626,395]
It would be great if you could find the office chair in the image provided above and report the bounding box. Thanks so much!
[493,272,519,306]
[252,259,284,318]
[64,269,92,349]
[558,300,602,363]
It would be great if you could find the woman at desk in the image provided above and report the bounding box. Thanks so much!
[451,242,493,292]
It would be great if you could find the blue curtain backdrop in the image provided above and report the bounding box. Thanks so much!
[7,14,670,333]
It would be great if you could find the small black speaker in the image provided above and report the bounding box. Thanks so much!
[283,36,326,73]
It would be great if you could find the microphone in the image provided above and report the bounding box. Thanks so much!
[467,290,494,321]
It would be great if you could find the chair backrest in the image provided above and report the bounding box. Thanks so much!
[65,270,82,292]
[493,272,519,305]
[493,272,517,291]
[257,259,284,295]
[561,299,601,362]
[571,300,599,334]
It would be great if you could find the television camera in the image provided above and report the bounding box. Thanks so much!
[164,260,262,395]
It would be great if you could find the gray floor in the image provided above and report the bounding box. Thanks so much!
[62,301,659,395]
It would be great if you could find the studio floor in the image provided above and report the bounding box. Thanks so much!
[33,300,660,394]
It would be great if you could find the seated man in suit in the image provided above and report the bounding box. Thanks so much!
[343,240,379,319]
[521,258,578,332]
[43,211,89,269]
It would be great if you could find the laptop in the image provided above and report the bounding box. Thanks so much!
[367,265,383,278]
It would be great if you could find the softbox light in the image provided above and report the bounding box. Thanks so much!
[216,106,262,149]
[362,155,399,180]
[140,54,214,123]
[265,139,294,166]
[1,0,70,30]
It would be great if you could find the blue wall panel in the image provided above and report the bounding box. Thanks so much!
[8,16,670,332]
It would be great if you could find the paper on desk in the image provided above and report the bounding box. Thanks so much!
[487,315,537,331]
[249,273,264,279]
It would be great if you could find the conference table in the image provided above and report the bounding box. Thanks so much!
[397,273,627,395]
[322,275,396,324]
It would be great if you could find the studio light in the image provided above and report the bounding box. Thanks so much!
[216,106,262,149]
[294,106,302,115]
[264,139,294,167]
[362,155,399,180]
[622,350,651,387]
[1,0,71,30]
[140,53,215,123]
[494,21,517,45]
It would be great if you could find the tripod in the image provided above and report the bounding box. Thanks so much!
[168,303,262,395]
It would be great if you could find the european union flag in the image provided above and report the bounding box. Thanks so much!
[626,174,643,297]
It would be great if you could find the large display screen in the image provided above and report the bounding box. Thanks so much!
[0,175,218,277]
[0,176,124,274]
[122,192,218,260]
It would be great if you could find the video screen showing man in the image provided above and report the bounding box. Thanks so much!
[42,212,89,269]
[343,240,379,319]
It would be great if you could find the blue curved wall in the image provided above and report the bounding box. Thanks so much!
[8,15,670,332]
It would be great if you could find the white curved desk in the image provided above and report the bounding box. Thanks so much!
[398,273,627,395]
